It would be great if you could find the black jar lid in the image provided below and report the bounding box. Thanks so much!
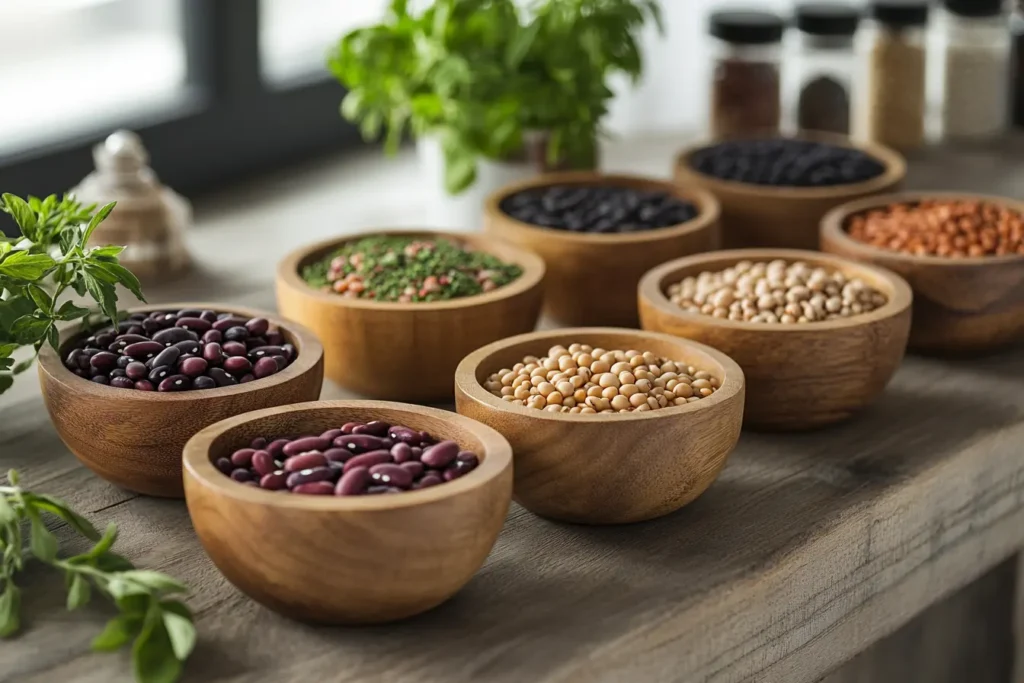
[795,4,861,36]
[870,0,930,27]
[945,0,1003,18]
[709,11,785,45]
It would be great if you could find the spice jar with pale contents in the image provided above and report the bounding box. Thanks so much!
[708,10,785,139]
[790,3,861,135]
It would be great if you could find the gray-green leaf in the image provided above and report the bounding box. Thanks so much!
[119,570,188,595]
[133,613,183,683]
[0,583,21,638]
[161,607,196,661]
[92,613,142,652]
[28,512,58,562]
[67,574,91,610]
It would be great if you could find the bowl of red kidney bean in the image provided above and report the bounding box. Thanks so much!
[182,400,513,624]
[37,303,324,498]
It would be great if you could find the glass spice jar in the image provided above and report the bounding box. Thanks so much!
[937,0,1011,141]
[790,3,861,135]
[708,10,785,139]
[859,0,930,150]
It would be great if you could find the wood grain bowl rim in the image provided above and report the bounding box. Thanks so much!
[276,229,545,312]
[182,400,513,510]
[821,191,1024,267]
[638,248,913,334]
[37,302,324,403]
[455,327,745,423]
[483,171,722,245]
[674,134,907,200]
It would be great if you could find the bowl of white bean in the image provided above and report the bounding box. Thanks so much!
[638,248,912,431]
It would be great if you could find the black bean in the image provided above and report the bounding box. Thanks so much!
[172,339,201,356]
[500,185,698,233]
[193,375,217,390]
[224,326,249,342]
[91,375,110,385]
[150,346,181,369]
[207,367,238,387]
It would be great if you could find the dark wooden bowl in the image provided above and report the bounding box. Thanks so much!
[454,328,745,524]
[37,303,325,497]
[674,135,906,250]
[275,229,544,402]
[821,192,1024,354]
[183,400,513,624]
[638,249,912,431]
[484,172,721,327]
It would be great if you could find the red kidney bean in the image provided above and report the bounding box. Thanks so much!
[270,355,288,371]
[116,355,133,369]
[419,474,443,488]
[398,461,424,478]
[110,376,135,389]
[457,451,480,468]
[224,326,249,342]
[193,376,217,390]
[239,374,255,383]
[212,317,248,332]
[390,442,414,463]
[266,438,290,458]
[292,481,334,495]
[246,318,269,336]
[421,441,459,468]
[251,437,267,449]
[64,349,83,370]
[123,341,162,360]
[443,466,467,482]
[215,457,233,475]
[260,471,288,490]
[110,369,127,378]
[245,337,268,350]
[342,450,392,473]
[176,309,203,318]
[252,357,278,379]
[158,374,192,392]
[341,422,359,434]
[172,340,200,356]
[207,368,237,386]
[320,428,344,442]
[283,451,328,472]
[125,362,148,380]
[109,334,148,351]
[89,351,119,371]
[388,426,420,444]
[222,341,247,357]
[354,420,389,437]
[369,464,412,488]
[148,366,173,383]
[286,466,333,488]
[323,448,352,463]
[201,329,222,344]
[333,434,389,453]
[248,346,283,360]
[283,436,330,457]
[94,332,116,347]
[180,357,208,378]
[335,467,371,496]
[230,448,256,467]
[203,343,224,365]
[176,317,212,332]
[251,450,275,476]
[134,380,155,391]
[150,346,181,369]
[223,356,252,375]
[230,468,254,483]
[152,327,195,346]
[265,331,284,346]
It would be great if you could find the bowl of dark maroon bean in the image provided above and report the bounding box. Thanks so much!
[674,135,906,250]
[37,303,325,498]
[484,172,721,327]
[182,400,513,624]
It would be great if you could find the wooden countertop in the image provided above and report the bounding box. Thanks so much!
[2,137,1023,683]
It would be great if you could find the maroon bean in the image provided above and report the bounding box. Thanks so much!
[411,447,423,458]
[265,331,284,346]
[320,428,344,442]
[123,341,163,360]
[248,345,283,360]
[172,339,201,356]
[201,329,222,344]
[203,343,223,363]
[64,349,84,370]
[207,368,237,386]
[245,337,268,350]
[212,317,248,332]
[150,346,181,369]
[281,343,296,360]
[94,332,116,347]
[286,466,334,488]
[224,326,249,342]
[353,420,389,436]
[443,466,467,482]
[399,461,424,478]
[260,471,288,490]
[125,361,148,380]
[230,468,254,483]
[271,355,288,371]
[142,318,167,334]
[341,422,359,434]
[239,374,255,383]
[283,436,330,457]
[365,486,390,495]
[109,333,148,351]
[246,318,269,336]
[180,357,209,378]
[91,375,110,385]
[230,448,256,467]
[251,437,268,449]
[176,309,203,318]
[284,452,328,472]
[193,376,217,390]
[214,457,233,475]
[342,450,392,473]
[152,327,195,346]
[251,450,275,476]
[176,317,212,332]
[369,464,412,488]
[199,310,218,323]
[110,368,127,378]
[134,380,155,391]
[126,325,144,335]
[333,434,389,453]
[89,351,119,371]
[266,438,290,458]
[158,374,192,392]
[222,341,247,357]
[292,481,335,495]
[335,467,371,496]
[457,451,479,468]
[110,376,135,389]
[323,448,352,463]
[390,442,415,463]
[417,474,443,488]
[148,366,173,383]
[421,440,459,468]
[223,356,252,375]
[252,357,278,379]
[388,426,420,444]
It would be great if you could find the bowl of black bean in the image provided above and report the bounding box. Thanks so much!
[182,400,513,624]
[37,303,325,497]
[674,135,906,250]
[485,172,720,327]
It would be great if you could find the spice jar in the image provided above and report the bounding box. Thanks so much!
[708,10,785,139]
[1013,8,1024,128]
[790,3,861,135]
[938,0,1011,141]
[860,1,929,150]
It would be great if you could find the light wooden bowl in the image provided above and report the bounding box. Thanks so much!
[638,249,912,431]
[276,229,544,402]
[821,192,1024,355]
[37,303,325,498]
[182,400,513,624]
[674,135,906,250]
[454,328,744,524]
[483,172,720,327]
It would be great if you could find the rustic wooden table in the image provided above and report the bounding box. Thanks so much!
[1,138,1023,683]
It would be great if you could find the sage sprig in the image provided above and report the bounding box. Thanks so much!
[0,470,195,683]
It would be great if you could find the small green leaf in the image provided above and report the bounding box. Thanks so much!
[92,261,145,303]
[92,614,142,652]
[25,284,52,313]
[1,194,37,236]
[0,343,18,359]
[81,272,118,324]
[0,494,16,525]
[83,202,116,246]
[0,251,56,280]
[87,523,118,558]
[120,570,188,595]
[133,610,183,683]
[10,316,49,344]
[161,607,196,661]
[28,511,58,562]
[28,494,100,540]
[7,470,19,486]
[116,594,150,617]
[67,574,91,610]
[97,551,135,574]
[46,324,58,352]
[0,583,21,638]
[55,301,92,321]
[90,245,125,259]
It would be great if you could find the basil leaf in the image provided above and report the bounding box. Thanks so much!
[27,511,58,562]
[0,494,16,525]
[56,300,92,321]
[10,315,49,344]
[82,202,116,246]
[28,493,100,540]
[119,570,188,595]
[97,551,136,574]
[86,523,118,558]
[67,574,91,610]
[92,613,142,652]
[1,194,37,237]
[133,609,182,683]
[0,252,56,281]
[0,583,21,638]
[161,606,196,661]
[81,272,118,324]
[26,284,52,313]
[90,261,145,303]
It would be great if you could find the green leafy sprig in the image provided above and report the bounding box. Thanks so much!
[0,470,195,683]
[0,193,146,395]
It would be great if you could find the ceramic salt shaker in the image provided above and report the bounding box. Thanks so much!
[71,130,192,282]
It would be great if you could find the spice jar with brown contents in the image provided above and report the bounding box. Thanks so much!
[859,0,930,150]
[708,11,784,139]
[791,3,861,135]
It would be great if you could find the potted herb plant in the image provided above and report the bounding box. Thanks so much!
[328,0,662,230]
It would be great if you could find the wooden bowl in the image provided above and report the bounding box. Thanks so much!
[275,229,544,402]
[37,303,325,497]
[638,249,912,431]
[182,400,513,624]
[674,135,906,250]
[483,172,720,327]
[454,328,745,524]
[821,192,1024,354]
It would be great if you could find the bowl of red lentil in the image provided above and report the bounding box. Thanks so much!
[638,249,912,431]
[821,193,1024,354]
[454,328,745,524]
[276,230,545,401]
